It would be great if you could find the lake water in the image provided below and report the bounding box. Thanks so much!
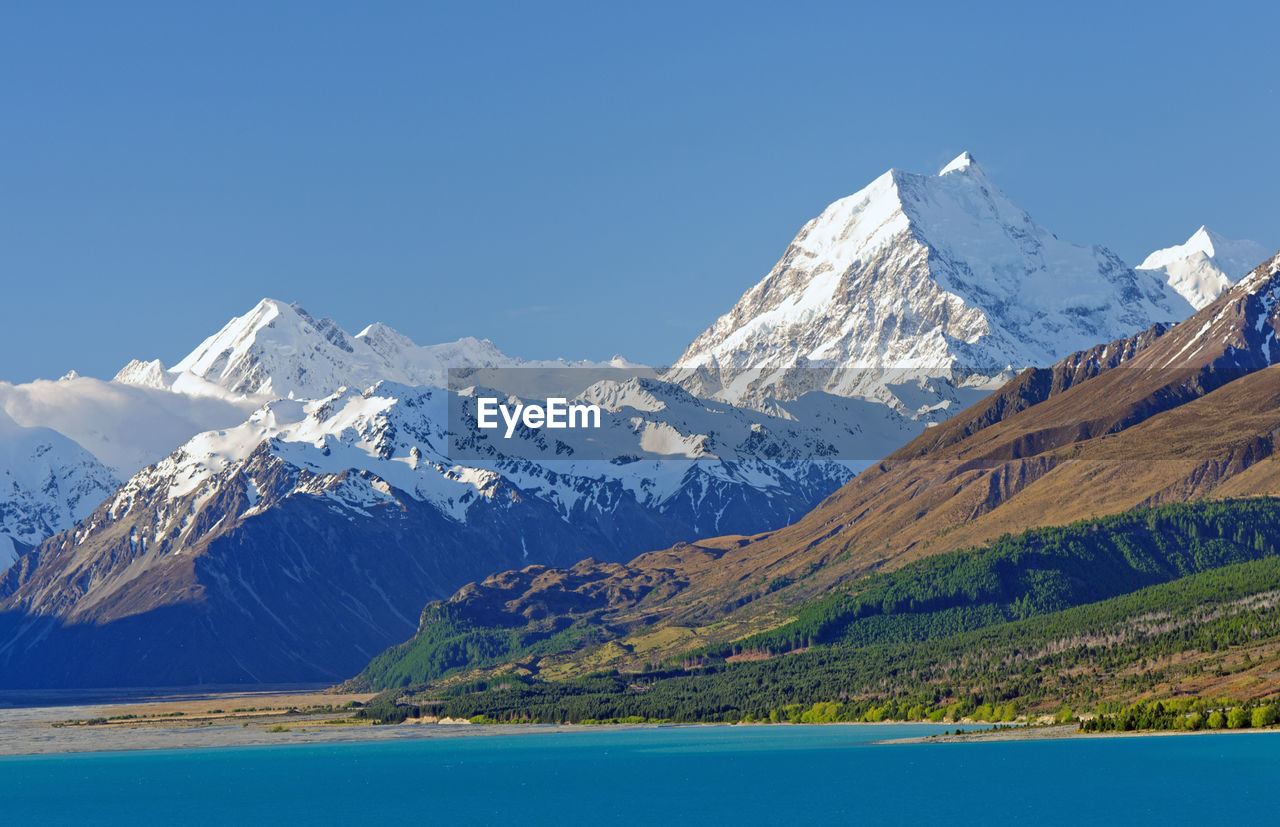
[2,724,1277,824]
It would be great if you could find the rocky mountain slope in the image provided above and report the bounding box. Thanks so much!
[667,152,1193,411]
[0,304,871,688]
[364,247,1280,684]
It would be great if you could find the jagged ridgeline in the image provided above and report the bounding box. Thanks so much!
[2,156,1273,693]
[351,498,1280,694]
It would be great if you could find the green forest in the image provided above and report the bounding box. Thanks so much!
[712,497,1280,656]
[360,553,1280,725]
[357,498,1280,729]
[356,498,1280,688]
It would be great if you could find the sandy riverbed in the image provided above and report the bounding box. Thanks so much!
[0,688,661,756]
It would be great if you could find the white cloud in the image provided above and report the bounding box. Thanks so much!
[0,377,259,476]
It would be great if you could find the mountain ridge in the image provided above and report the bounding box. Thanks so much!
[1,153,1270,690]
[667,152,1193,409]
[359,247,1280,683]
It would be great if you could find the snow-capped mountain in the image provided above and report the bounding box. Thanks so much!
[115,298,633,401]
[0,298,649,576]
[668,152,1195,409]
[0,374,865,686]
[99,297,870,541]
[1138,226,1270,310]
[0,411,119,571]
[0,150,1240,687]
[84,377,867,564]
[0,297,880,687]
[0,360,276,570]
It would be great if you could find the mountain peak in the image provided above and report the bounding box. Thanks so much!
[938,151,978,175]
[1139,248,1280,373]
[1139,228,1271,310]
[670,152,1191,407]
[167,298,380,398]
[354,322,419,361]
[125,298,619,403]
[1186,225,1221,255]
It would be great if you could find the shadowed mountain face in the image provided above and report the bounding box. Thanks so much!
[0,328,867,689]
[0,388,860,689]
[0,445,613,687]
[355,250,1280,686]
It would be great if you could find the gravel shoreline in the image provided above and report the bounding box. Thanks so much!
[0,690,675,756]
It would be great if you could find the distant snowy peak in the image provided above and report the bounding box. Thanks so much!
[355,323,507,372]
[938,150,978,175]
[1139,226,1270,310]
[113,358,171,390]
[115,298,639,403]
[0,410,119,571]
[167,299,399,399]
[669,151,1194,407]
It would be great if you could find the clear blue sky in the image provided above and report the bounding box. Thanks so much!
[2,1,1277,382]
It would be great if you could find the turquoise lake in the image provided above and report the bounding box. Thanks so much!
[3,724,1278,824]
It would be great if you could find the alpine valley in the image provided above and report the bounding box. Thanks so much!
[2,152,1276,719]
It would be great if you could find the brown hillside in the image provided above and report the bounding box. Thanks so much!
[402,252,1280,676]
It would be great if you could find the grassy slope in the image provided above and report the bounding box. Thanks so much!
[355,499,1280,722]
[372,552,1280,724]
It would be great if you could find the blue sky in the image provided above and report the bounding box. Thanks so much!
[2,1,1277,382]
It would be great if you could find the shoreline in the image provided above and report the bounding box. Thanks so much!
[875,722,1280,745]
[0,689,620,757]
[0,688,771,757]
[0,689,967,757]
[5,689,1278,757]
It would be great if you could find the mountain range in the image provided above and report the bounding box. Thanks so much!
[351,248,1280,691]
[0,303,872,686]
[0,151,1271,690]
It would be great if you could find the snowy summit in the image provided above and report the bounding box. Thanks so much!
[1138,226,1270,310]
[669,151,1195,407]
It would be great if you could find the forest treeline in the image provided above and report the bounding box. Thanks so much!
[357,499,1280,726]
[355,498,1280,694]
